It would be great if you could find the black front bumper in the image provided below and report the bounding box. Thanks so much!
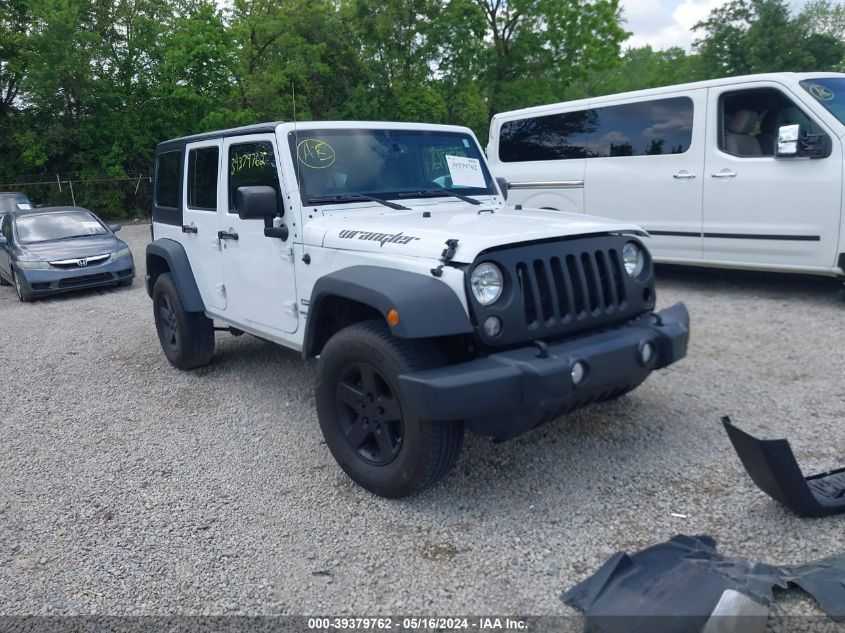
[398,302,689,440]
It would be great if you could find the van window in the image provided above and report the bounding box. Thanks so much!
[187,147,219,211]
[498,97,693,162]
[719,88,822,158]
[155,151,181,208]
[228,141,282,213]
[589,97,693,157]
[499,111,593,162]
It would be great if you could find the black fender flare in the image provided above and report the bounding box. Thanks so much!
[304,266,473,357]
[145,238,205,312]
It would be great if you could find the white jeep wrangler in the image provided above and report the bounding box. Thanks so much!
[146,121,689,497]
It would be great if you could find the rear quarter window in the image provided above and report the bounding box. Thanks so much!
[155,151,181,208]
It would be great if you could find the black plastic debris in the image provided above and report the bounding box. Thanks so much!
[562,534,845,633]
[722,416,845,517]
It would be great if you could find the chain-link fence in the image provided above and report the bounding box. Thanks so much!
[0,173,153,221]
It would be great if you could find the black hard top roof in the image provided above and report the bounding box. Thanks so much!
[157,122,285,152]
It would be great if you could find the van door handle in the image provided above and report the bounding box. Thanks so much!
[217,231,239,241]
[673,172,696,179]
[711,170,737,179]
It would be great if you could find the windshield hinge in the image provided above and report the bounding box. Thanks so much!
[431,238,459,277]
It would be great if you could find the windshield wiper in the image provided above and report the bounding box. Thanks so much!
[306,194,409,211]
[395,189,482,206]
[52,234,99,241]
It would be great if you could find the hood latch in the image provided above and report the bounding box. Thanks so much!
[431,238,459,277]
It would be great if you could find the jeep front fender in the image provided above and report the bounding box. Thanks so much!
[304,266,473,357]
[145,239,205,312]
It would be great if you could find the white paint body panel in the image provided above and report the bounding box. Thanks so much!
[488,72,845,277]
[154,121,646,353]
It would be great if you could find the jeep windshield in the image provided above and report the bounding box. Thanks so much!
[287,128,497,206]
[801,78,845,126]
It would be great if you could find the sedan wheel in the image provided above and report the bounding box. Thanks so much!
[12,270,31,302]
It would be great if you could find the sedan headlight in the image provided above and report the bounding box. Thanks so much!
[470,262,503,305]
[16,259,50,269]
[622,241,645,277]
[108,247,132,261]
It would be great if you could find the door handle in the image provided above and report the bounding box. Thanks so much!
[711,170,737,179]
[673,172,696,179]
[181,224,198,234]
[217,231,239,241]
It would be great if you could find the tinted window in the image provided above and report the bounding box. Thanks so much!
[499,111,595,162]
[589,98,693,157]
[155,151,181,208]
[187,147,219,210]
[498,97,693,162]
[228,141,281,213]
[15,211,108,244]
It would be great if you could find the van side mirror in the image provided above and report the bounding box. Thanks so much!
[776,124,831,159]
[236,186,278,219]
[496,177,509,201]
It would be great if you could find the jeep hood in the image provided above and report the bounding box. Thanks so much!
[306,205,645,263]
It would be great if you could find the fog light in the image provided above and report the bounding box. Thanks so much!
[483,316,502,338]
[571,361,588,385]
[641,342,655,365]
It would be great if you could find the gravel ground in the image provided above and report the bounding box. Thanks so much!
[1,222,845,625]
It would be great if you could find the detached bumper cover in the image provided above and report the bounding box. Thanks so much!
[723,416,845,517]
[398,302,689,439]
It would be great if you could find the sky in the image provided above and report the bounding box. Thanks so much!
[621,0,810,50]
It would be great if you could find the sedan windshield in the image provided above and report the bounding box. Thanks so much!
[0,194,33,213]
[16,210,108,244]
[801,78,845,125]
[287,128,497,205]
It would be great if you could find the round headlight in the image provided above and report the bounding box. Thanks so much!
[622,241,645,277]
[470,262,503,306]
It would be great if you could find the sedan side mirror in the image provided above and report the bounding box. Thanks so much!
[495,177,509,201]
[109,224,121,233]
[236,186,278,220]
[0,236,7,246]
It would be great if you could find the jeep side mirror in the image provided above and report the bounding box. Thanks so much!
[496,177,509,201]
[776,124,831,159]
[109,224,121,233]
[236,186,278,220]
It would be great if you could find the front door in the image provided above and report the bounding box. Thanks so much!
[220,134,298,336]
[702,83,842,269]
[182,140,226,310]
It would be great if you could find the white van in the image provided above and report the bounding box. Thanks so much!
[488,72,845,277]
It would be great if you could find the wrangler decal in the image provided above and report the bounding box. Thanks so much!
[338,229,421,247]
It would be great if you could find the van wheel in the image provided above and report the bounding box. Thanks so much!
[315,320,464,498]
[152,272,214,370]
[12,270,31,302]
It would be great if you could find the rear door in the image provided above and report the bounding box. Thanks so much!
[702,82,841,268]
[182,140,226,310]
[584,91,706,261]
[219,133,298,336]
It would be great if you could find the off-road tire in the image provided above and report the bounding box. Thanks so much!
[316,320,464,498]
[152,272,214,370]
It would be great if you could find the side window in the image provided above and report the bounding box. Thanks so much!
[155,151,181,208]
[187,147,219,211]
[228,141,282,213]
[719,88,822,158]
[589,97,693,157]
[2,215,12,241]
[499,110,594,162]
